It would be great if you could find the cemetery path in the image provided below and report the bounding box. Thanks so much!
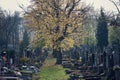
[42,54,55,67]
[39,54,69,80]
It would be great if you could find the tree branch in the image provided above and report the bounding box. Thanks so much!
[109,0,120,14]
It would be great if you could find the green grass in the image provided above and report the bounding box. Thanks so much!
[34,57,69,80]
[40,65,69,80]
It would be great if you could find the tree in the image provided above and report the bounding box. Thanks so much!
[24,0,89,64]
[82,8,97,46]
[96,9,108,52]
[0,8,5,30]
[109,0,120,14]
[109,26,120,45]
[0,9,21,65]
[23,29,30,49]
[109,0,120,26]
[0,11,20,50]
[19,28,30,58]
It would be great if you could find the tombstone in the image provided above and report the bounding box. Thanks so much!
[102,50,107,73]
[112,51,120,80]
[91,53,95,67]
[111,42,120,80]
[0,58,2,74]
[106,51,115,80]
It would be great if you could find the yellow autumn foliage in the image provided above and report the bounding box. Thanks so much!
[60,38,74,50]
[24,0,88,51]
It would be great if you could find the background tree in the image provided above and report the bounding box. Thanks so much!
[109,0,120,26]
[108,0,120,46]
[0,11,20,50]
[19,27,30,58]
[0,8,21,65]
[109,0,120,14]
[23,29,30,49]
[96,9,108,52]
[109,26,120,45]
[82,7,97,46]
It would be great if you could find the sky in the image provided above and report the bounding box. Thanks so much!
[84,0,119,13]
[0,0,119,13]
[0,0,30,12]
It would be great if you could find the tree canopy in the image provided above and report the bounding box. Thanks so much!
[24,0,89,51]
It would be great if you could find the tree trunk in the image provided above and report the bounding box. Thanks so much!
[56,48,62,64]
[52,49,57,58]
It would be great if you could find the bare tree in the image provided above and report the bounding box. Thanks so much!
[109,0,120,14]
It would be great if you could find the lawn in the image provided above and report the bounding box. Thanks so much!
[33,57,69,80]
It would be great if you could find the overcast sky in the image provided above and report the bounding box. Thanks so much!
[0,0,30,12]
[0,0,119,13]
[84,0,119,13]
